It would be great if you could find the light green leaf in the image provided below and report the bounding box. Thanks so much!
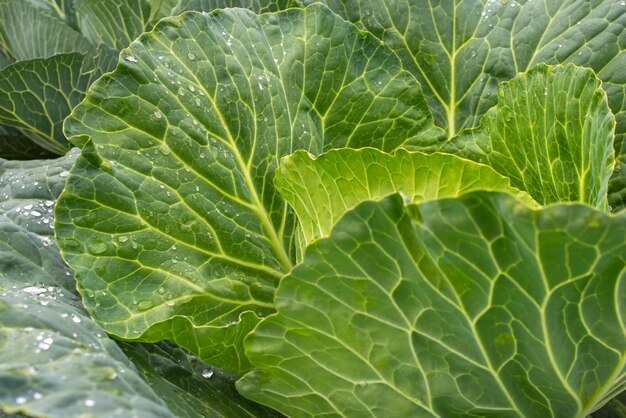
[75,0,152,51]
[440,64,615,209]
[0,149,78,236]
[0,224,176,418]
[0,0,92,60]
[120,341,283,417]
[56,4,436,374]
[275,148,535,258]
[239,192,626,418]
[0,53,100,154]
[172,0,299,14]
[307,0,626,209]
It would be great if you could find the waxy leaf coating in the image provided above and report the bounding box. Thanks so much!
[308,0,626,209]
[56,4,436,373]
[240,192,626,418]
[442,64,615,209]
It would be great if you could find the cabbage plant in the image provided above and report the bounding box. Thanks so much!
[0,1,625,417]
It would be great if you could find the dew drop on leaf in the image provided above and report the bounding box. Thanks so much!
[138,300,154,311]
[87,239,108,255]
[201,368,214,379]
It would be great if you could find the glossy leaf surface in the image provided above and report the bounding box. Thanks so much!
[275,148,534,256]
[240,192,626,418]
[441,64,615,209]
[56,4,435,373]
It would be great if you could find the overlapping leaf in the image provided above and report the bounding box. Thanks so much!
[0,134,55,160]
[75,0,152,51]
[120,341,282,417]
[0,53,102,154]
[0,149,77,236]
[0,223,176,418]
[171,0,299,14]
[239,192,626,417]
[0,0,91,61]
[0,226,283,418]
[275,148,535,257]
[55,4,436,373]
[441,64,615,209]
[307,0,626,209]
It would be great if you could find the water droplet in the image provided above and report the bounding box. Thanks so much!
[85,399,95,407]
[62,238,80,250]
[124,55,138,63]
[178,87,185,96]
[33,393,43,400]
[118,235,129,243]
[87,239,108,255]
[71,314,82,323]
[188,85,196,92]
[201,369,214,379]
[158,145,171,155]
[158,287,165,294]
[470,49,477,57]
[59,170,70,178]
[195,98,201,106]
[187,52,196,60]
[153,111,163,119]
[16,396,26,405]
[138,300,154,311]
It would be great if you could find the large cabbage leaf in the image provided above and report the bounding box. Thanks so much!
[239,192,626,417]
[306,0,626,209]
[55,4,437,374]
[275,147,535,257]
[0,222,281,418]
[441,64,615,210]
[0,223,172,418]
[0,152,281,418]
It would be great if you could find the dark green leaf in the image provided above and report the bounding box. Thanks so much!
[56,4,436,374]
[0,0,92,60]
[120,341,283,417]
[172,0,299,14]
[240,192,626,417]
[0,224,175,418]
[0,149,78,236]
[0,53,100,154]
[75,0,152,51]
[307,0,626,209]
[0,135,57,160]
